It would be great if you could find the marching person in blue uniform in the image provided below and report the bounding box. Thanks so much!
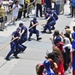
[46,8,58,21]
[41,12,56,34]
[18,23,28,52]
[44,0,52,9]
[5,28,21,60]
[45,8,58,30]
[28,17,42,41]
[19,23,27,44]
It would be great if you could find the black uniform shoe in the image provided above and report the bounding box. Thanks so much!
[37,37,42,41]
[21,46,27,52]
[27,16,30,18]
[0,29,4,31]
[14,56,19,59]
[5,57,10,61]
[51,26,55,30]
[28,37,31,41]
[41,31,46,33]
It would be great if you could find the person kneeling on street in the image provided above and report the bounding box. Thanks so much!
[41,13,56,34]
[28,17,42,41]
[5,28,25,60]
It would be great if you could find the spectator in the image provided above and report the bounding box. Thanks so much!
[17,0,24,20]
[53,30,62,45]
[55,0,61,15]
[0,3,5,31]
[35,0,42,17]
[60,0,65,14]
[71,0,75,17]
[12,0,22,25]
[71,26,75,75]
[44,0,52,9]
[35,63,45,75]
[23,0,30,18]
[43,59,55,75]
[50,37,65,75]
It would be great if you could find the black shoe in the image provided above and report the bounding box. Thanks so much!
[36,15,39,17]
[28,37,31,41]
[21,46,27,52]
[14,56,19,59]
[68,13,71,15]
[40,15,42,17]
[0,29,4,31]
[51,27,55,30]
[5,57,10,61]
[71,15,73,17]
[41,31,46,33]
[37,37,42,41]
[27,16,30,18]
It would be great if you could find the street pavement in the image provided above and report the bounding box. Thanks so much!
[0,3,74,75]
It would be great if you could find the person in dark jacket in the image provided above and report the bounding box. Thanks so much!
[28,17,42,41]
[5,28,21,60]
[44,0,52,9]
[41,13,56,33]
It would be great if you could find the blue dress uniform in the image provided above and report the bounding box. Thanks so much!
[19,23,27,44]
[28,18,42,41]
[45,8,58,30]
[42,14,56,33]
[5,28,21,60]
[46,8,58,21]
[18,23,28,52]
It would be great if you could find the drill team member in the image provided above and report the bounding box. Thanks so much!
[18,23,27,52]
[5,28,21,60]
[19,23,27,44]
[45,8,58,30]
[28,17,42,41]
[41,13,56,34]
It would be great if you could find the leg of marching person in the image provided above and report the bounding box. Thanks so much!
[28,29,33,41]
[5,42,16,60]
[35,30,42,41]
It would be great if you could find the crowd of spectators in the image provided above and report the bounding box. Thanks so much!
[0,0,75,31]
[35,25,75,75]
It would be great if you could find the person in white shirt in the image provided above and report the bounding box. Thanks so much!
[17,0,24,19]
[12,0,22,25]
[61,33,72,74]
